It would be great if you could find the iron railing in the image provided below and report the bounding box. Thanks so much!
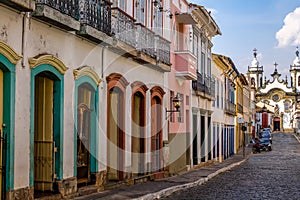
[136,23,156,58]
[111,7,136,47]
[34,2,170,65]
[35,0,79,19]
[79,0,111,34]
[156,35,171,65]
[36,0,112,34]
[112,8,171,65]
[192,72,214,96]
[225,100,236,115]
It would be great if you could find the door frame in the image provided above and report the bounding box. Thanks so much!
[74,76,99,178]
[29,55,67,187]
[131,81,148,176]
[0,53,17,194]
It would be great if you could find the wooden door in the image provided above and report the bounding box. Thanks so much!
[132,93,145,175]
[108,88,124,180]
[34,75,54,191]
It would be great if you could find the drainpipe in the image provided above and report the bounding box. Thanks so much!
[101,45,108,79]
[21,12,30,68]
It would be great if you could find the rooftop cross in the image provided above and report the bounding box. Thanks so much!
[253,48,257,58]
[274,62,278,70]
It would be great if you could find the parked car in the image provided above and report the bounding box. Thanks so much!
[259,137,272,151]
[260,130,272,144]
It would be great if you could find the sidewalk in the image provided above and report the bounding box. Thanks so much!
[75,148,251,200]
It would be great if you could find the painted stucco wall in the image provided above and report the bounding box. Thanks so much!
[0,6,168,190]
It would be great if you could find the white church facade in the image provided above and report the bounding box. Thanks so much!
[247,48,300,133]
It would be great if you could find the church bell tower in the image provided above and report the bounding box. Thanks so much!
[247,48,264,90]
[290,47,300,92]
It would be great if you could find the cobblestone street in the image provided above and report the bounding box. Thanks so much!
[163,132,300,200]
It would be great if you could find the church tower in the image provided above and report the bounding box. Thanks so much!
[247,48,264,90]
[290,47,300,92]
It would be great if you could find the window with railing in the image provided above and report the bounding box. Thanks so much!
[152,0,163,36]
[207,57,211,77]
[134,0,145,24]
[212,77,216,107]
[221,82,224,109]
[201,52,205,75]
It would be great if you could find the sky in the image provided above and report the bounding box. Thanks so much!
[189,0,300,80]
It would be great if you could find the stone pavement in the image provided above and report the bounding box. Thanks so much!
[75,147,251,200]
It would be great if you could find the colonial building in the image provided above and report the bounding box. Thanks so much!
[190,4,221,166]
[212,54,238,161]
[0,0,232,199]
[0,0,172,198]
[247,48,300,133]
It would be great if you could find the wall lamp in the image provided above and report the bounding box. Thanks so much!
[166,94,181,119]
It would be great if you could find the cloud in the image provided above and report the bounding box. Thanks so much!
[276,7,300,48]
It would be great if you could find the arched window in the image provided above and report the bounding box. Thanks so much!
[298,76,300,86]
[251,77,255,86]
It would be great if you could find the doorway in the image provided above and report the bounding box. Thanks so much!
[192,114,197,165]
[200,116,205,162]
[76,83,95,184]
[151,96,162,172]
[274,117,280,131]
[132,92,145,176]
[108,87,125,181]
[34,74,55,193]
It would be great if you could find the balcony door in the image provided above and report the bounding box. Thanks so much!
[34,75,55,192]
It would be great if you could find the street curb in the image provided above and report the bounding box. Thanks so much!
[293,134,300,143]
[133,158,248,200]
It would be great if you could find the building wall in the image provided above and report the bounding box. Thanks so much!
[0,4,169,192]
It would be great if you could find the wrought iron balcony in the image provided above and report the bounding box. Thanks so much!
[192,72,205,94]
[111,7,136,47]
[79,0,112,34]
[225,100,236,115]
[136,23,156,58]
[34,0,112,34]
[0,0,35,11]
[111,7,171,67]
[192,72,215,98]
[35,0,79,20]
[156,35,171,65]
